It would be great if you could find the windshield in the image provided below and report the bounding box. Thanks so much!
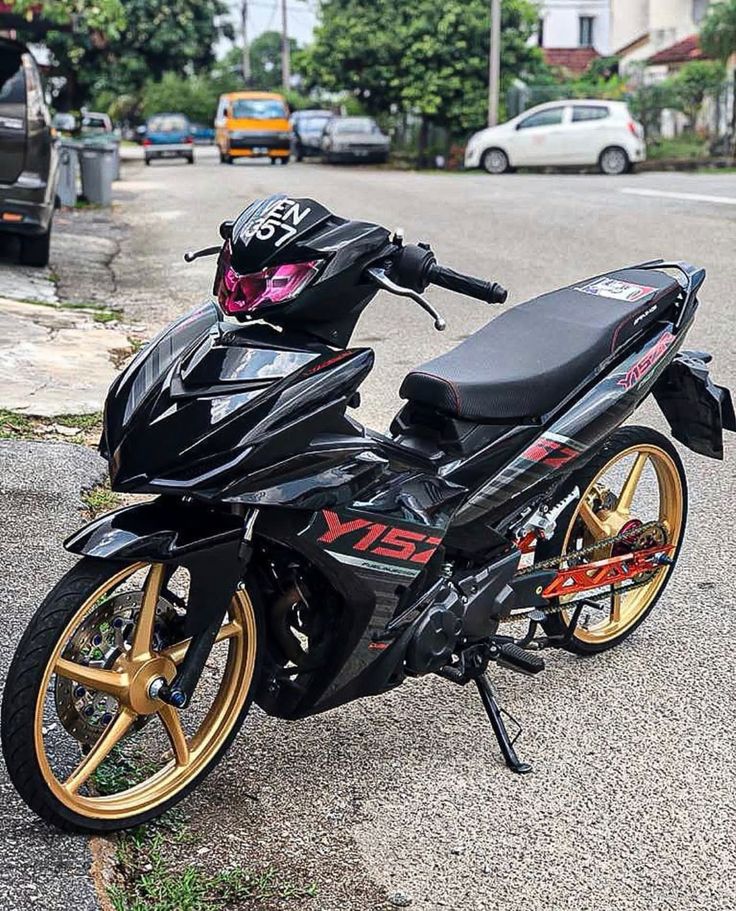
[147,115,189,133]
[334,118,379,135]
[300,115,331,131]
[231,99,287,120]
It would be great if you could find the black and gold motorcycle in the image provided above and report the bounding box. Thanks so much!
[3,195,733,832]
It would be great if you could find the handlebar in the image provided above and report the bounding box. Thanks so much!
[389,242,508,305]
[426,263,508,304]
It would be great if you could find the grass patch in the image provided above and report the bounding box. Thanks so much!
[81,480,121,517]
[0,409,102,443]
[93,307,123,324]
[646,135,710,161]
[109,820,317,911]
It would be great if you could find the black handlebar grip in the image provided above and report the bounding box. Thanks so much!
[427,263,508,304]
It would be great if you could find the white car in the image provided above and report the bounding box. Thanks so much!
[464,100,645,175]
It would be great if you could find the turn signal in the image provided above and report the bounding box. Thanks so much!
[1,212,23,222]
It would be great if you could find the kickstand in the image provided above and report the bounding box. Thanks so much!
[475,675,533,774]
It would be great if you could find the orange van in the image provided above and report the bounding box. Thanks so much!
[214,91,291,165]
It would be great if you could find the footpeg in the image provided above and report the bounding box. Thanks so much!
[494,641,545,675]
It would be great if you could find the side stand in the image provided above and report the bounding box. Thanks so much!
[475,674,533,774]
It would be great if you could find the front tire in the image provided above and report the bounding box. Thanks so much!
[536,426,687,654]
[599,146,630,175]
[481,148,509,174]
[1,558,262,833]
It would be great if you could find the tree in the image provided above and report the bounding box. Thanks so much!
[700,0,736,152]
[18,0,232,110]
[249,31,298,90]
[670,59,725,127]
[298,0,545,136]
[11,0,125,36]
[141,71,239,123]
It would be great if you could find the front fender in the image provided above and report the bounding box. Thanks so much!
[64,496,245,562]
[65,497,249,637]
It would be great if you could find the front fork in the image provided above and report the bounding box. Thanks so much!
[155,509,259,709]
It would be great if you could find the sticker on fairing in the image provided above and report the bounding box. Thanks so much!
[577,278,657,303]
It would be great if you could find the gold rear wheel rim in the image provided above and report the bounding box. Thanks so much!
[34,563,257,820]
[560,444,683,644]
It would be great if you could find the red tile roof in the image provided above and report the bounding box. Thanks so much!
[543,47,600,74]
[648,34,708,65]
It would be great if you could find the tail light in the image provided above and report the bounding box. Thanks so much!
[628,121,643,139]
[218,258,321,316]
[185,136,194,144]
[142,138,152,146]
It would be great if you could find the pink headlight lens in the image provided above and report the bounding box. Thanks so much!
[219,260,321,315]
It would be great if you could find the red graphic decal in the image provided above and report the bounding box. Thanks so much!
[318,510,370,544]
[617,331,675,390]
[305,350,354,376]
[522,438,579,469]
[318,510,443,565]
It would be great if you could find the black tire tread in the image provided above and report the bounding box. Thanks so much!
[1,557,262,833]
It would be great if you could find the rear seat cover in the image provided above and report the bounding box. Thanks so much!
[400,268,681,421]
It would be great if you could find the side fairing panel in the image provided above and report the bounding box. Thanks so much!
[257,470,466,715]
[450,323,682,529]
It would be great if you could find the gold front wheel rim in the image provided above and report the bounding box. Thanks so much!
[34,563,257,821]
[560,444,683,644]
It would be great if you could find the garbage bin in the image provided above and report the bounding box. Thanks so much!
[57,141,80,207]
[79,143,116,205]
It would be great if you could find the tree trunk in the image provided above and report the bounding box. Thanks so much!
[417,116,430,169]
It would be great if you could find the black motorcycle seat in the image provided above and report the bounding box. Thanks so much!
[400,268,681,422]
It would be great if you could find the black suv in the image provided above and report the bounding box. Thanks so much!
[0,37,58,266]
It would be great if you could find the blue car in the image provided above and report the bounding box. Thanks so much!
[143,113,195,165]
[190,122,216,144]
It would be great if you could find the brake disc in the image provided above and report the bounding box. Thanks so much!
[55,590,184,746]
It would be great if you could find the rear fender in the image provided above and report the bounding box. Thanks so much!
[64,498,248,636]
[653,351,736,460]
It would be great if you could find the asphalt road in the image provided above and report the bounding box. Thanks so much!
[2,152,735,910]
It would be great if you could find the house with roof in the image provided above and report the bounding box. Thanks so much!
[534,0,612,76]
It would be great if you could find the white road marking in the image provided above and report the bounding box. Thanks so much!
[620,187,736,206]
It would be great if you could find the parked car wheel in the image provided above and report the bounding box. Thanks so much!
[144,157,151,166]
[19,228,51,268]
[219,150,232,164]
[481,148,509,175]
[599,146,630,176]
[187,154,194,165]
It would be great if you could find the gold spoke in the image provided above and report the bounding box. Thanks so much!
[130,563,166,659]
[578,499,608,540]
[55,658,129,701]
[63,708,136,795]
[158,704,190,766]
[161,620,243,665]
[610,588,622,624]
[617,452,648,517]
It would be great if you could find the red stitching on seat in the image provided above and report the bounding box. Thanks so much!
[409,371,462,414]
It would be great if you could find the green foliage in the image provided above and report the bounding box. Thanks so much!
[700,0,736,62]
[298,0,546,134]
[249,30,298,91]
[646,134,709,161]
[35,0,231,112]
[669,59,726,124]
[11,0,125,36]
[628,81,678,136]
[141,72,239,124]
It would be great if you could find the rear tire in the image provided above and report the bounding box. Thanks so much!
[599,146,630,175]
[186,154,194,165]
[535,426,687,654]
[481,148,509,174]
[19,228,51,267]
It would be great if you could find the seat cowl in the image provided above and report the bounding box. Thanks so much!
[400,268,681,422]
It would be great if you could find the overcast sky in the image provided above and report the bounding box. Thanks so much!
[223,0,318,51]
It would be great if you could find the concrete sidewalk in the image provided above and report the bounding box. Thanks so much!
[0,441,106,911]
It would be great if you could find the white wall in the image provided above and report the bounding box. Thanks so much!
[538,0,612,54]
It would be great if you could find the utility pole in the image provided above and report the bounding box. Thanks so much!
[240,0,250,84]
[281,0,291,90]
[488,0,501,126]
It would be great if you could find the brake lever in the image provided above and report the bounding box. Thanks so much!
[365,266,446,331]
[183,245,222,263]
